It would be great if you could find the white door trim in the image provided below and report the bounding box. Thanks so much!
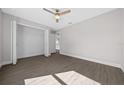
[44,30,51,57]
[11,20,17,64]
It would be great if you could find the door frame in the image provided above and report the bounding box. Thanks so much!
[11,21,51,65]
[11,20,17,64]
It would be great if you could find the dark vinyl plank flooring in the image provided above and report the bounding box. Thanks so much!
[0,54,124,85]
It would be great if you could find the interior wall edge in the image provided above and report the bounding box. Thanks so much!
[60,52,122,71]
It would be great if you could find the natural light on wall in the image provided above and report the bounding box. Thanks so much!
[24,71,101,85]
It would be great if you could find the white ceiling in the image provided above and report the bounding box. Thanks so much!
[2,8,116,31]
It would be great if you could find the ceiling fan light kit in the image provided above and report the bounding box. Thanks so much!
[43,8,71,23]
[55,14,60,23]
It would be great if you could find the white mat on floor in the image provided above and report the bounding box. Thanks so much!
[25,71,100,85]
[56,71,100,85]
[25,75,61,85]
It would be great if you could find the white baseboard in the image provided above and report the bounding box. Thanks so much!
[17,53,44,59]
[60,52,122,70]
[1,61,12,66]
[120,65,124,72]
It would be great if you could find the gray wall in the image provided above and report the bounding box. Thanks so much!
[0,9,2,66]
[17,25,44,58]
[60,9,124,70]
[121,9,124,71]
[2,13,12,65]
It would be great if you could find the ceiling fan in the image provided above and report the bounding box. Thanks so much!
[43,8,71,23]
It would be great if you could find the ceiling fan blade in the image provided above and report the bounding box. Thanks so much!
[52,8,60,12]
[43,8,55,14]
[59,10,71,15]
